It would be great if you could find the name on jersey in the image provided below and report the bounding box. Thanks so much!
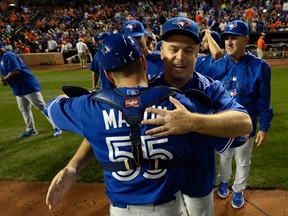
[102,105,167,130]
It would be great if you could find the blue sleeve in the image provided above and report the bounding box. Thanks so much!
[45,96,86,136]
[89,52,100,73]
[257,63,273,132]
[173,91,235,153]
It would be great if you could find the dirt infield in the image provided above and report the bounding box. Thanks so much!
[0,181,287,216]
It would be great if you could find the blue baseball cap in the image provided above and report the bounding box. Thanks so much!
[161,17,200,44]
[96,32,111,40]
[211,31,221,45]
[0,42,4,48]
[97,33,143,71]
[123,20,145,37]
[221,20,249,37]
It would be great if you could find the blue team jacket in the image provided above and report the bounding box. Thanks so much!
[206,52,273,137]
[150,72,247,197]
[0,51,41,96]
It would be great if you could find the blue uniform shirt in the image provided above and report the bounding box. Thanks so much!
[46,87,210,206]
[0,51,41,96]
[90,52,114,88]
[150,71,248,197]
[206,52,273,136]
[195,54,215,75]
[145,51,164,80]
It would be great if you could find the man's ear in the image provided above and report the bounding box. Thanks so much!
[160,43,164,60]
[104,70,115,84]
[141,55,147,71]
[246,36,250,44]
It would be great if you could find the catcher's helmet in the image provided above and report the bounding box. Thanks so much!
[98,33,143,71]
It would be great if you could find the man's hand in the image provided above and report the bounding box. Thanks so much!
[141,96,194,137]
[0,76,7,86]
[255,130,268,147]
[46,166,78,210]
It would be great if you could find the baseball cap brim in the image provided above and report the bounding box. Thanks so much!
[96,32,111,40]
[161,29,201,44]
[221,31,247,38]
[126,32,145,37]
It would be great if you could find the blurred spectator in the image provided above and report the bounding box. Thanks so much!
[22,44,31,54]
[257,32,267,59]
[0,0,287,54]
[76,38,90,69]
[60,40,72,53]
[47,36,58,52]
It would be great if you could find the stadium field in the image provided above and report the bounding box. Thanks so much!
[0,60,287,216]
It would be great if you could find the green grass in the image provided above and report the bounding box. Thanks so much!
[0,67,288,189]
[0,69,103,183]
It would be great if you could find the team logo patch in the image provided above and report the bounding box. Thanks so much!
[127,89,139,95]
[227,23,238,30]
[229,89,237,96]
[172,19,191,29]
[126,23,137,32]
[124,98,140,108]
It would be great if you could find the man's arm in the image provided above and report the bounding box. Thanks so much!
[141,96,252,138]
[1,71,20,82]
[202,29,223,60]
[46,138,94,210]
[92,71,99,88]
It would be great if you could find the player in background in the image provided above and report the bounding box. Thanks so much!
[205,20,273,209]
[44,33,220,216]
[90,32,111,88]
[195,29,223,75]
[145,29,158,52]
[257,32,267,59]
[76,38,90,69]
[123,20,164,80]
[0,41,62,138]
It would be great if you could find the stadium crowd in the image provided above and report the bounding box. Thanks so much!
[0,0,287,54]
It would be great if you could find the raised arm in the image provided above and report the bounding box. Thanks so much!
[202,29,223,60]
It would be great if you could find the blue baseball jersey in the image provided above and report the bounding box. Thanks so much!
[45,87,209,206]
[145,51,164,80]
[205,52,273,137]
[90,51,163,88]
[0,51,41,96]
[150,71,248,197]
[195,54,215,75]
[90,52,114,88]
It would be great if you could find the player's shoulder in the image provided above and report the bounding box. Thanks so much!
[247,52,271,69]
[146,51,161,60]
[3,50,16,57]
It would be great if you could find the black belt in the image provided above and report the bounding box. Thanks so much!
[102,158,181,172]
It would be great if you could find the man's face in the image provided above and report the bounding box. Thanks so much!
[161,34,199,88]
[224,34,248,61]
[200,35,209,54]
